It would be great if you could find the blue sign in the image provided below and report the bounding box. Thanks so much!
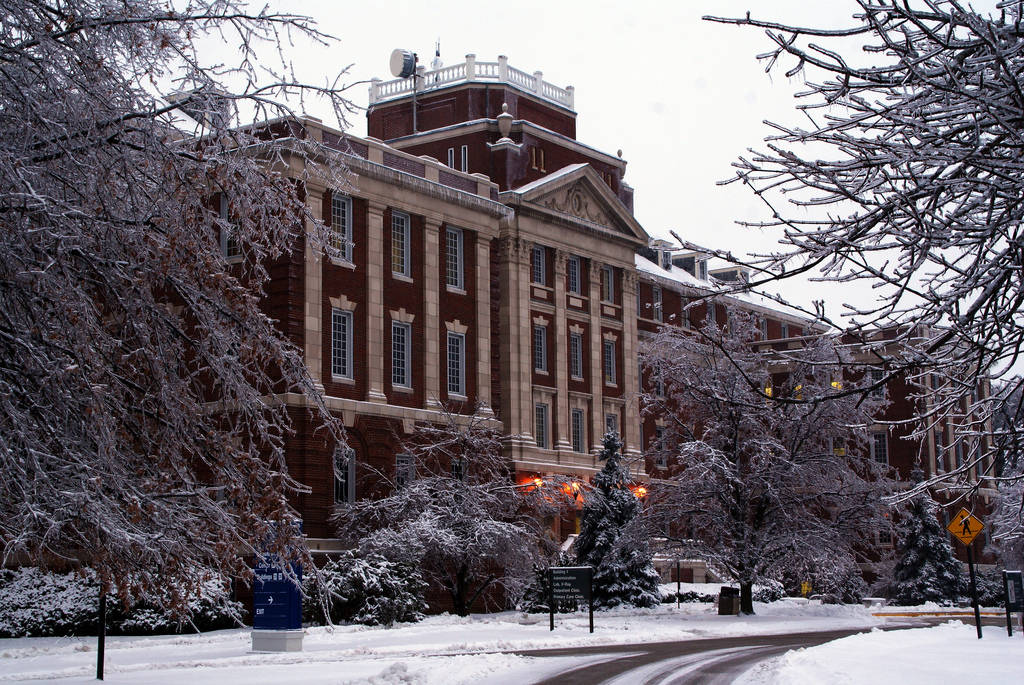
[253,558,302,630]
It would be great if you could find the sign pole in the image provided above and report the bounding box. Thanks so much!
[967,544,982,639]
[1004,571,1013,637]
[548,568,555,632]
[96,591,106,680]
[676,560,681,609]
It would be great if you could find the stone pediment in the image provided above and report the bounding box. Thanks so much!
[503,163,648,246]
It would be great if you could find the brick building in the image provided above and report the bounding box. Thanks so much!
[259,54,993,565]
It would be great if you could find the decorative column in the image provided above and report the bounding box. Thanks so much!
[621,269,642,462]
[303,187,325,392]
[476,236,494,415]
[553,249,571,450]
[365,201,387,403]
[423,218,441,408]
[588,262,605,454]
[498,233,524,443]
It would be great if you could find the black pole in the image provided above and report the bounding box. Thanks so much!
[967,545,982,639]
[676,560,681,609]
[1004,571,1013,637]
[548,569,554,632]
[588,568,594,633]
[97,591,106,680]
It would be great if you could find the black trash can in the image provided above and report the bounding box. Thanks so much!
[718,586,740,615]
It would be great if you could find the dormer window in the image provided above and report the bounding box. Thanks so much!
[660,250,672,270]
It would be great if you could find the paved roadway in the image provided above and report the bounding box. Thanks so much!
[521,616,1006,684]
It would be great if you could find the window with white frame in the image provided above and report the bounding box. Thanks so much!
[330,194,353,262]
[460,145,468,172]
[780,322,789,339]
[333,445,355,503]
[445,226,464,289]
[535,403,549,449]
[391,321,411,388]
[571,408,585,453]
[603,339,616,385]
[391,210,410,277]
[707,302,717,324]
[531,245,546,285]
[760,317,768,339]
[533,325,547,372]
[395,453,415,488]
[567,256,581,294]
[871,431,888,464]
[661,250,672,270]
[447,332,466,396]
[569,332,583,379]
[447,147,455,168]
[331,308,353,379]
[870,368,884,397]
[652,286,662,322]
[605,412,618,436]
[654,369,664,397]
[601,265,615,302]
[219,194,241,259]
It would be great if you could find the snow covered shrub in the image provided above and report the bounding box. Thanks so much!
[751,581,785,603]
[0,567,240,637]
[575,433,661,610]
[304,551,426,626]
[662,590,717,604]
[886,493,962,606]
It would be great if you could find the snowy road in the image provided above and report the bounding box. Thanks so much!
[524,629,869,684]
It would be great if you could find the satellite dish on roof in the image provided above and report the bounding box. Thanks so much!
[390,49,417,78]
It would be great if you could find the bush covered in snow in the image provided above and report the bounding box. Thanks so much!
[0,567,241,637]
[303,551,426,626]
[886,492,962,606]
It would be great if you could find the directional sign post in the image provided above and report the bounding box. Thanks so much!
[548,566,593,633]
[1003,570,1023,637]
[947,508,985,639]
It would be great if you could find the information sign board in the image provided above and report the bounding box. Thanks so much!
[548,566,593,633]
[253,558,302,631]
[1005,570,1023,612]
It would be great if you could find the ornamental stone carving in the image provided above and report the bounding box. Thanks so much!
[540,180,614,228]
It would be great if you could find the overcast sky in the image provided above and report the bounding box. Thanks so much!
[250,0,1000,317]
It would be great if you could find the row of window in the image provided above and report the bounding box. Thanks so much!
[330,308,467,396]
[333,446,416,504]
[447,145,469,173]
[324,195,468,289]
[533,325,617,385]
[534,405,620,452]
[530,246,618,303]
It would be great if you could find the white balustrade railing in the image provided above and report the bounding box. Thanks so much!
[369,55,574,109]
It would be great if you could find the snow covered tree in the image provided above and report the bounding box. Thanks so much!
[705,2,1023,500]
[643,311,891,614]
[575,433,661,610]
[334,406,553,616]
[0,0,354,607]
[887,486,963,606]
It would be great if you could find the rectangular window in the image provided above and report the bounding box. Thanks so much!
[780,322,789,339]
[395,453,415,489]
[535,403,549,449]
[605,412,618,436]
[333,445,355,503]
[654,427,666,467]
[871,368,884,397]
[653,286,662,322]
[707,302,717,324]
[654,371,664,397]
[601,265,615,302]
[331,308,353,379]
[603,339,616,385]
[532,245,546,285]
[447,147,455,168]
[391,210,410,277]
[533,325,547,372]
[219,194,241,259]
[567,256,581,294]
[445,226,464,289]
[871,432,888,464]
[571,408,585,453]
[391,321,411,388]
[569,332,583,379]
[760,317,768,339]
[460,145,469,172]
[447,332,466,396]
[330,194,353,262]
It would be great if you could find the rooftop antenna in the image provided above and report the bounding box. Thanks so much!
[389,48,419,133]
[431,39,443,76]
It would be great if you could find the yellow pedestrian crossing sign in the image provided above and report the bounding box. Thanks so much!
[947,508,983,546]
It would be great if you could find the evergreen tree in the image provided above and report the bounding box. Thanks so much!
[575,433,660,609]
[888,489,962,606]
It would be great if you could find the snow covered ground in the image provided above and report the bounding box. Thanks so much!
[738,621,1024,684]
[0,598,1018,683]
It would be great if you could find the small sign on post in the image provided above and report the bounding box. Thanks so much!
[947,508,985,639]
[548,566,593,633]
[1003,570,1023,637]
